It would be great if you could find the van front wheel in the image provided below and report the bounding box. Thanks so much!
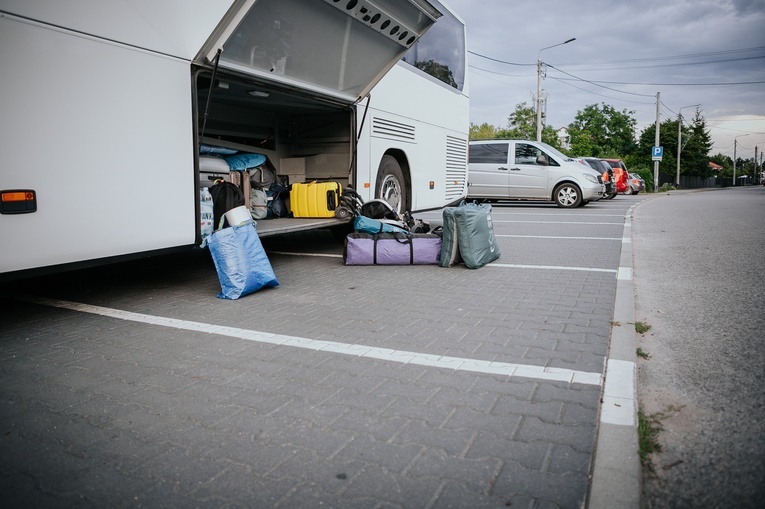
[376,155,407,215]
[554,183,582,208]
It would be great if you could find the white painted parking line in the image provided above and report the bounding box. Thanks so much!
[492,220,623,225]
[496,235,622,241]
[17,295,603,387]
[269,251,343,258]
[490,212,626,218]
[489,264,618,274]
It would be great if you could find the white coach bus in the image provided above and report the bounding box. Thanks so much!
[0,0,468,280]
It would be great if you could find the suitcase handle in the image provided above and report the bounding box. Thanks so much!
[326,190,337,211]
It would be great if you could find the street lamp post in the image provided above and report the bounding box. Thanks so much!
[536,38,575,142]
[676,104,700,187]
[733,134,749,186]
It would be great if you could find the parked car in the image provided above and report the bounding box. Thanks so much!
[468,140,605,208]
[603,158,629,193]
[626,173,645,195]
[579,157,617,199]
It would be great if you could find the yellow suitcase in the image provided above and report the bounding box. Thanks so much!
[289,181,342,218]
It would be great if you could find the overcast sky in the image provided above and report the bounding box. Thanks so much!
[443,0,765,161]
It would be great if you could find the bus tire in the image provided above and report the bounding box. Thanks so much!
[375,155,407,215]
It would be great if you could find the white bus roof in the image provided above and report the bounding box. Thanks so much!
[1,0,441,103]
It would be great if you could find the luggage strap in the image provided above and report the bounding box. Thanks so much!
[372,233,414,265]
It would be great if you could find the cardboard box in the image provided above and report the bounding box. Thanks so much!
[279,157,306,184]
[305,154,349,179]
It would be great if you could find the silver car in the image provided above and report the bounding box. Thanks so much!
[625,173,645,195]
[468,140,605,207]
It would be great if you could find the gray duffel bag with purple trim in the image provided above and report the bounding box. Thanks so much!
[344,232,442,266]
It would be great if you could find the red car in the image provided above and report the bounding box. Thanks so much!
[603,159,629,193]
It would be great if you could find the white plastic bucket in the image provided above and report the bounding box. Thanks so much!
[225,205,251,226]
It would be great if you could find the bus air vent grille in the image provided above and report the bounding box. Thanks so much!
[445,135,467,199]
[372,117,416,142]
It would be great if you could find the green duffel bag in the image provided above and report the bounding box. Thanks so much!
[438,207,462,268]
[439,201,500,269]
[454,201,500,269]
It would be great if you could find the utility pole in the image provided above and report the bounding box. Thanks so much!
[733,134,750,186]
[536,38,576,142]
[653,92,661,192]
[755,146,759,184]
[676,104,700,188]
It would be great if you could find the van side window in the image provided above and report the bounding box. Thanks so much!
[515,143,542,165]
[515,143,560,166]
[469,143,508,164]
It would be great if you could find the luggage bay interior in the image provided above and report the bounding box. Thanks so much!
[195,71,354,235]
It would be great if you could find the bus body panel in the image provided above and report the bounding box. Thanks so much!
[1,15,195,274]
[0,0,235,60]
[360,62,469,211]
[0,1,464,278]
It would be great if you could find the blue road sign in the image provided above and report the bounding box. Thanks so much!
[652,146,663,161]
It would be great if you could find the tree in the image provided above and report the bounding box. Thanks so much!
[567,103,638,157]
[469,103,559,147]
[681,111,714,178]
[502,102,560,147]
[636,110,713,179]
[469,122,500,141]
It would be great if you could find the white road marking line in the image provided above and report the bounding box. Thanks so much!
[489,264,618,274]
[496,235,622,241]
[491,213,626,217]
[493,220,623,225]
[17,295,602,387]
[269,251,343,258]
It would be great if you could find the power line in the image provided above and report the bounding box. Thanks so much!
[467,50,534,66]
[554,76,765,86]
[468,64,533,78]
[565,45,765,66]
[547,76,654,105]
[545,64,657,97]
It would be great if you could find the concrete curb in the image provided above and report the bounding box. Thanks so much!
[587,201,643,509]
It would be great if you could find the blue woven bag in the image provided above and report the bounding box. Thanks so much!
[206,220,279,299]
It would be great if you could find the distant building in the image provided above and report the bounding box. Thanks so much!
[557,127,570,150]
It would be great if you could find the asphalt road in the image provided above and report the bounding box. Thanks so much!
[632,186,765,508]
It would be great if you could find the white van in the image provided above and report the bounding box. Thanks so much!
[467,140,605,207]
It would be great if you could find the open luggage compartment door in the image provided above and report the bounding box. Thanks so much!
[201,0,441,104]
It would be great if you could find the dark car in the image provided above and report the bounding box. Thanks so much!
[580,157,617,199]
[603,159,630,193]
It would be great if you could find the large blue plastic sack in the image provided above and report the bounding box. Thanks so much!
[354,215,409,235]
[206,220,279,299]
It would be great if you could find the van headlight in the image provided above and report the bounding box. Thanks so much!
[583,173,599,184]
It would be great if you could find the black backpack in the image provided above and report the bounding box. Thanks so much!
[266,182,288,218]
[360,199,399,221]
[209,179,245,228]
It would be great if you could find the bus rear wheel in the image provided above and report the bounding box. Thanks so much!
[375,155,408,215]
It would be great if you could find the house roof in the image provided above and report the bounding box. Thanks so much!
[708,161,724,170]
